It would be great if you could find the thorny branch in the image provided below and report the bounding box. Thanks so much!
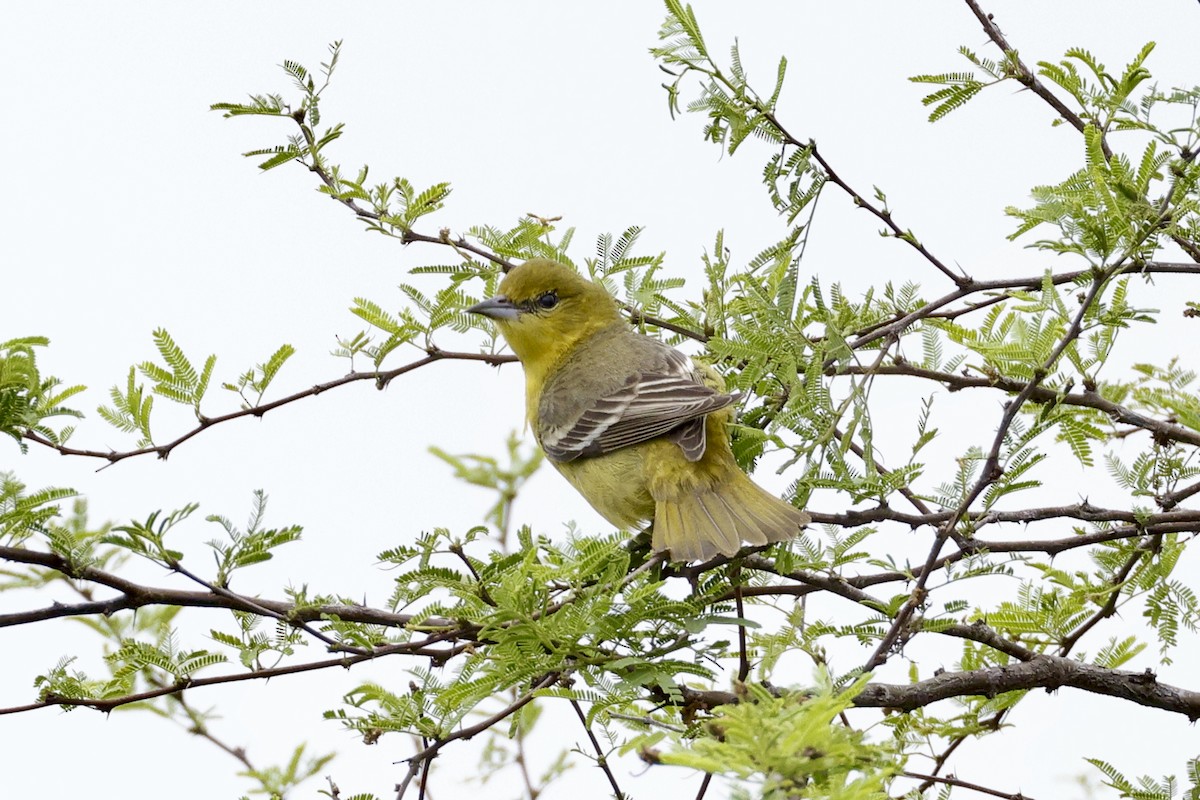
[676,654,1200,721]
[1,646,464,717]
[834,359,1200,448]
[963,0,1111,158]
[4,519,1194,720]
[845,261,1200,352]
[22,349,516,466]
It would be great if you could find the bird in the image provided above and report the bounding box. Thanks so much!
[467,258,810,562]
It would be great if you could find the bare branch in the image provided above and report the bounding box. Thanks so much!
[757,109,966,286]
[856,656,1200,719]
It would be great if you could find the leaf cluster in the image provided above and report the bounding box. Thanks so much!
[634,673,900,800]
[0,337,84,451]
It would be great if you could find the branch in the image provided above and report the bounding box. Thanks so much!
[300,117,716,342]
[290,117,516,274]
[733,554,885,608]
[865,268,1118,669]
[623,303,709,343]
[678,655,1200,721]
[902,770,1036,800]
[571,699,627,800]
[169,558,353,654]
[22,349,515,465]
[394,673,561,800]
[938,621,1037,662]
[832,421,966,545]
[1,646,464,716]
[729,558,1038,662]
[834,360,1200,448]
[0,544,469,634]
[918,710,1007,792]
[1158,475,1200,510]
[805,503,1200,535]
[1057,533,1162,656]
[752,103,966,287]
[962,0,1111,159]
[168,690,257,771]
[845,260,1200,352]
[736,514,1199,626]
[856,656,1200,719]
[812,140,968,286]
[22,314,706,470]
[398,229,514,272]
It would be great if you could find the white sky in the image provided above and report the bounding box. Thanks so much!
[4,2,1200,799]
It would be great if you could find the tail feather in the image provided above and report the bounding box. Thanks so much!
[653,501,689,559]
[652,472,810,562]
[712,491,768,546]
[696,493,747,554]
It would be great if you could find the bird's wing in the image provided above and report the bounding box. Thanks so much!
[539,350,735,463]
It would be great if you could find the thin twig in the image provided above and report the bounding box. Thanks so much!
[512,705,542,800]
[731,565,751,684]
[845,261,1199,353]
[624,303,709,343]
[962,0,1111,159]
[1057,534,1162,656]
[1,646,466,716]
[394,674,561,800]
[570,699,626,800]
[917,711,1007,792]
[169,559,352,653]
[903,769,1035,800]
[417,742,433,800]
[757,103,966,286]
[608,712,685,733]
[448,543,496,607]
[170,690,256,771]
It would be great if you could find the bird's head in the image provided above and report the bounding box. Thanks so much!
[468,259,622,368]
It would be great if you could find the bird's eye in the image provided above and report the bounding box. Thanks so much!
[536,291,559,310]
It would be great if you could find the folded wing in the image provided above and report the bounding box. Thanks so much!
[539,353,735,463]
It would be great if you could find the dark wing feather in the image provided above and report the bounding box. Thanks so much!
[540,369,734,462]
[667,416,708,462]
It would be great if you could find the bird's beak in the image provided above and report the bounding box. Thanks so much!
[467,295,522,321]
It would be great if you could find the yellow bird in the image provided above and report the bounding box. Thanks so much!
[468,258,809,562]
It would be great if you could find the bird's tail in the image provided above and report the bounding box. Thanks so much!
[651,472,810,562]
